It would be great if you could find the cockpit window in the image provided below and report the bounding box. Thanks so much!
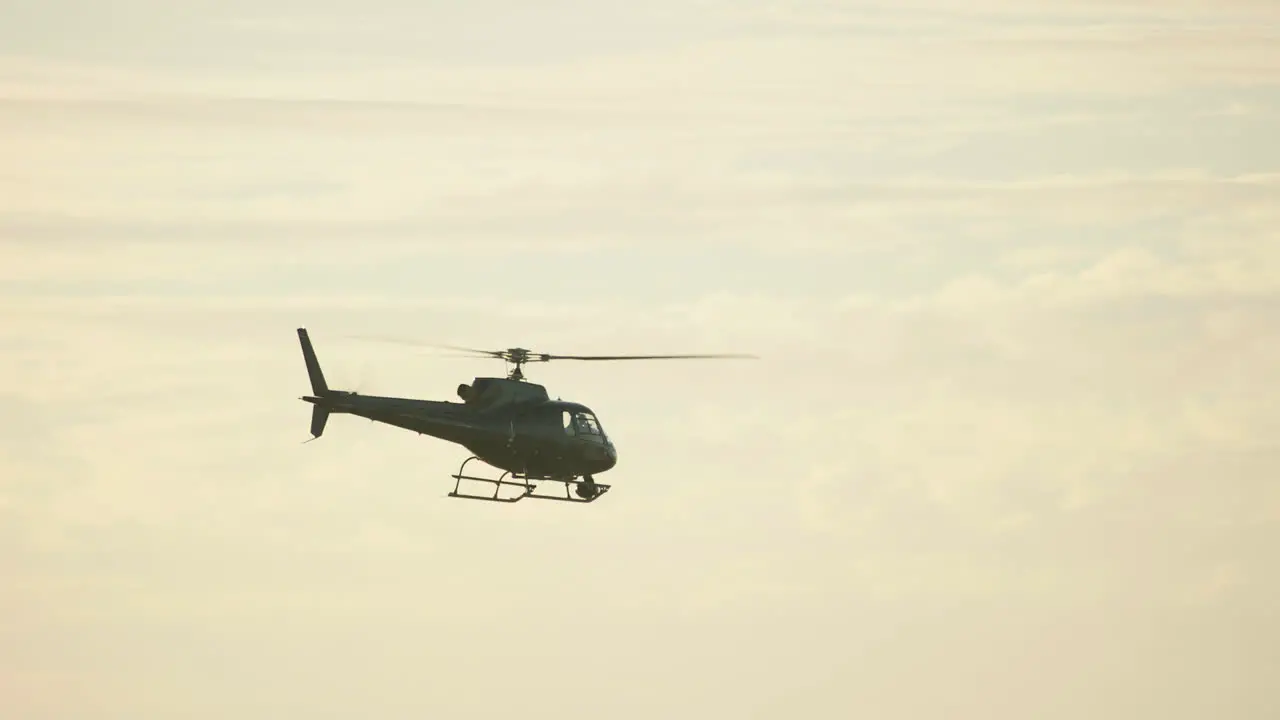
[574,412,601,436]
[562,410,575,435]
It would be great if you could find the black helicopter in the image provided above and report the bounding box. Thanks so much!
[296,328,754,503]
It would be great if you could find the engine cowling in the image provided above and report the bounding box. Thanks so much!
[457,383,473,402]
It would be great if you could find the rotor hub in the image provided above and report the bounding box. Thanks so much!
[499,348,547,380]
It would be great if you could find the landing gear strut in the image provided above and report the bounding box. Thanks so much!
[448,456,610,504]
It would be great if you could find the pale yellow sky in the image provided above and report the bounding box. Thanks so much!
[2,1,1278,718]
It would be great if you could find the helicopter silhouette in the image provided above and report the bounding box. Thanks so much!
[296,328,755,503]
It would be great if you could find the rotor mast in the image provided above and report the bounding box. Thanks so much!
[504,348,533,381]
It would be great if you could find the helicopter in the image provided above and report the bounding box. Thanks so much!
[295,328,755,503]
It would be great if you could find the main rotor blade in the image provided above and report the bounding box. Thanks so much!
[342,334,502,358]
[538,353,758,361]
[343,334,757,363]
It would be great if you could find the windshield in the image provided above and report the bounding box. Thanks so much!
[573,412,602,436]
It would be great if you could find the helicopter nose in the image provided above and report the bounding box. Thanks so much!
[602,442,617,470]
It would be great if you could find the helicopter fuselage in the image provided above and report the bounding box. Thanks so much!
[301,391,617,479]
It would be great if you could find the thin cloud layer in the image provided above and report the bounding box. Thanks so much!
[3,0,1277,718]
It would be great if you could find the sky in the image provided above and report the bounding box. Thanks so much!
[2,0,1278,717]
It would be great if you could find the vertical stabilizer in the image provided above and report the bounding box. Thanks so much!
[298,328,335,441]
[297,328,329,396]
[310,405,330,438]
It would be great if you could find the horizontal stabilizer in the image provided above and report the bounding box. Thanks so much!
[310,405,330,438]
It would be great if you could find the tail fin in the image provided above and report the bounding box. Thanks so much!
[297,328,329,396]
[310,405,330,438]
[298,328,332,440]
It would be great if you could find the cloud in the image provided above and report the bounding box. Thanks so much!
[4,168,1275,292]
[5,271,1276,717]
[919,245,1280,311]
[7,1,1278,114]
[732,0,1280,29]
[3,2,1277,717]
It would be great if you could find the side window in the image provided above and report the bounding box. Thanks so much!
[562,410,575,435]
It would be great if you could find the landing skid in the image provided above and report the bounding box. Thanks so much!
[448,456,610,504]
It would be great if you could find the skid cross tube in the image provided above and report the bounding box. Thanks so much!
[448,456,610,504]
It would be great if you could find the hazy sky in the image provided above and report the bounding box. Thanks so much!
[2,1,1278,718]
